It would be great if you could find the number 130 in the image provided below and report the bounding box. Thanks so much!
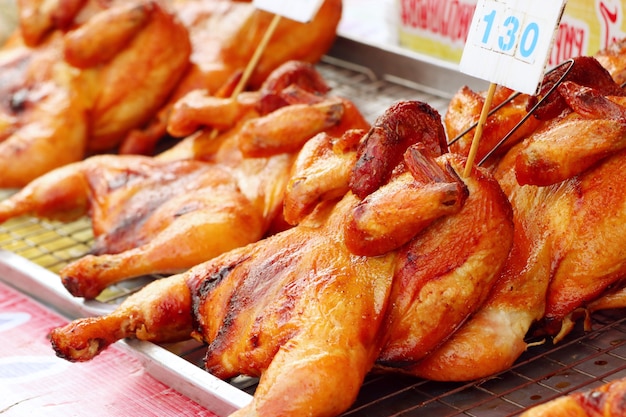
[480,8,540,60]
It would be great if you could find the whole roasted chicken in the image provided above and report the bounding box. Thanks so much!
[49,100,514,417]
[413,54,626,382]
[0,61,369,299]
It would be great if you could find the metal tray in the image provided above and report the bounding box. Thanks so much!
[2,54,626,417]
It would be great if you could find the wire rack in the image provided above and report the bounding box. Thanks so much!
[2,58,626,417]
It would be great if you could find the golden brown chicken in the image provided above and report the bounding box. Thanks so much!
[0,32,87,188]
[0,62,369,299]
[499,77,626,339]
[62,1,192,152]
[446,55,626,168]
[0,0,191,187]
[519,376,626,417]
[446,85,541,164]
[514,81,626,186]
[410,59,626,382]
[121,0,343,154]
[49,100,514,417]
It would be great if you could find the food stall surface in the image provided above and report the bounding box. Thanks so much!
[0,279,217,416]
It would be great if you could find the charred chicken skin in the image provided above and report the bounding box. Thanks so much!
[49,101,514,417]
[0,62,368,299]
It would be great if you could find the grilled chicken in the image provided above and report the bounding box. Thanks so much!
[498,73,626,338]
[514,81,626,186]
[0,32,87,188]
[121,0,343,154]
[519,376,626,417]
[376,151,513,373]
[0,62,368,299]
[446,85,540,164]
[447,55,626,169]
[50,101,514,417]
[62,1,192,152]
[0,0,191,187]
[1,0,343,186]
[412,59,626,382]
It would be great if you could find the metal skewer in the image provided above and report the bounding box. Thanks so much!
[447,59,576,166]
[478,59,575,166]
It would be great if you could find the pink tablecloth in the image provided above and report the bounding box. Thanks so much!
[0,280,217,417]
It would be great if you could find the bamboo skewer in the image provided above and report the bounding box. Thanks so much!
[233,13,282,97]
[463,82,497,178]
[208,13,282,139]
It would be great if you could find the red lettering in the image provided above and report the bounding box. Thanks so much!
[549,23,587,66]
[399,0,476,45]
[599,1,619,48]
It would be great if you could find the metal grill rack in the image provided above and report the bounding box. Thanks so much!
[1,56,626,417]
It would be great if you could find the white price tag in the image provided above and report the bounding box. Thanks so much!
[253,0,325,23]
[459,0,567,94]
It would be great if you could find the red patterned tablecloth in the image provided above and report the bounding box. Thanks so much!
[0,280,217,417]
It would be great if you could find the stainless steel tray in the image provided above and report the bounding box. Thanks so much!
[0,247,252,416]
[2,55,626,417]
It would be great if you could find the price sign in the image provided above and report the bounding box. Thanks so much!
[253,0,325,23]
[459,0,567,94]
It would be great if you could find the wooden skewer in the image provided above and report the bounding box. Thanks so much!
[462,82,497,178]
[208,13,282,139]
[233,13,282,97]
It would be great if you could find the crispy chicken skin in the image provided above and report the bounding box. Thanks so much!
[2,0,342,184]
[408,207,552,381]
[52,195,397,417]
[0,33,88,188]
[447,55,626,168]
[414,54,626,383]
[65,1,192,152]
[50,101,514,416]
[496,72,626,338]
[377,154,513,372]
[446,85,541,164]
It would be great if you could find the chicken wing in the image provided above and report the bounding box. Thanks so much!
[514,81,626,186]
[376,152,513,373]
[446,85,540,164]
[502,80,626,336]
[446,55,626,168]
